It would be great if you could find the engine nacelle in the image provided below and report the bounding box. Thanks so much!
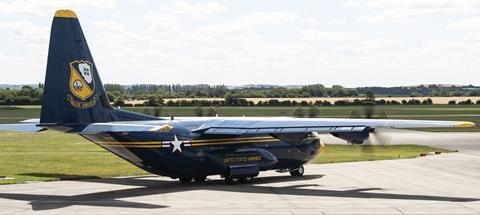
[331,128,373,144]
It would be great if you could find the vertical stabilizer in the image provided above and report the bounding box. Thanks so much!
[40,10,157,125]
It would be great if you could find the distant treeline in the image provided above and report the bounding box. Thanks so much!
[357,85,480,97]
[1,83,480,106]
[117,97,480,107]
[104,84,358,102]
[0,85,43,105]
[105,84,480,102]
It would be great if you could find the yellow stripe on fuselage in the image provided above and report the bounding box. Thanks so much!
[96,141,163,145]
[96,136,274,145]
[190,138,280,146]
[105,144,165,148]
[191,136,273,143]
[96,136,281,148]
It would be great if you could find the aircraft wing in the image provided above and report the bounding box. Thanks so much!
[194,118,475,135]
[65,118,476,134]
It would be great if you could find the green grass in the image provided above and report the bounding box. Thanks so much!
[0,131,146,185]
[313,144,451,164]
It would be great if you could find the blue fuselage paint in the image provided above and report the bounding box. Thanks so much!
[77,119,320,178]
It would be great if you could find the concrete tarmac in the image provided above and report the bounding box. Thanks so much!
[0,131,479,214]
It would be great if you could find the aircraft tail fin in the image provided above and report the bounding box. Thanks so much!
[40,10,157,125]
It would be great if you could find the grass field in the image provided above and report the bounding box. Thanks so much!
[0,130,450,185]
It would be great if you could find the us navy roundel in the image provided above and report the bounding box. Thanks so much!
[67,60,98,108]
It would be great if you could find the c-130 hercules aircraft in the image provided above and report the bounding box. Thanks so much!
[0,10,476,184]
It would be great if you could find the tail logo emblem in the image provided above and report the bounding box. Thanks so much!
[67,60,98,108]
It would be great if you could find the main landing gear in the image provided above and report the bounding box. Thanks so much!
[289,165,305,177]
[225,176,254,185]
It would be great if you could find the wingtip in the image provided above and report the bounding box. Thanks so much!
[54,9,77,18]
[455,121,476,128]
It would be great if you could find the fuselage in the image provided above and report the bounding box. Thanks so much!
[79,118,321,178]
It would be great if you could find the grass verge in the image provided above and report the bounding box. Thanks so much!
[313,144,451,164]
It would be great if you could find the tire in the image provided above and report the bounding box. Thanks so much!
[289,166,305,177]
[225,176,240,185]
[240,176,254,184]
[194,176,207,182]
[179,177,193,183]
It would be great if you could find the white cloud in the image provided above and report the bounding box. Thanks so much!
[449,16,480,31]
[448,17,480,43]
[300,29,358,42]
[0,21,49,46]
[199,11,298,36]
[145,13,182,33]
[0,0,118,17]
[201,11,298,35]
[0,1,479,86]
[327,19,346,25]
[143,1,227,35]
[166,1,227,17]
[93,20,126,33]
[145,1,226,20]
[343,0,480,24]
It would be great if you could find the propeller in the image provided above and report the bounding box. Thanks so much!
[361,128,392,153]
[345,102,391,119]
[292,104,321,118]
[306,132,326,154]
[345,103,393,152]
[193,105,219,117]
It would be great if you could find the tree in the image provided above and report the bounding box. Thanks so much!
[224,93,239,106]
[144,95,164,106]
[301,84,325,97]
[421,98,433,105]
[365,91,375,101]
[114,100,125,107]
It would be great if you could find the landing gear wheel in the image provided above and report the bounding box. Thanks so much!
[240,176,254,183]
[225,176,240,185]
[289,165,304,177]
[179,177,193,183]
[194,176,207,182]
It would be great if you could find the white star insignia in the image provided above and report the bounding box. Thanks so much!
[170,135,183,153]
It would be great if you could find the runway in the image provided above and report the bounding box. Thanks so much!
[0,131,479,214]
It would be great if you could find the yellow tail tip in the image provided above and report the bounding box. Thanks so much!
[55,9,77,18]
[455,121,476,128]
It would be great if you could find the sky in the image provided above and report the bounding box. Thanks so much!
[1,0,480,87]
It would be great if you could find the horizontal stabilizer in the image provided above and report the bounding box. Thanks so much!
[77,123,173,134]
[0,124,44,132]
[20,119,40,123]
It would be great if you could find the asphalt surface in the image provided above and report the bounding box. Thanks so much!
[0,131,479,214]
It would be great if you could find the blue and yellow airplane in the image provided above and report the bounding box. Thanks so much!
[0,10,476,184]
